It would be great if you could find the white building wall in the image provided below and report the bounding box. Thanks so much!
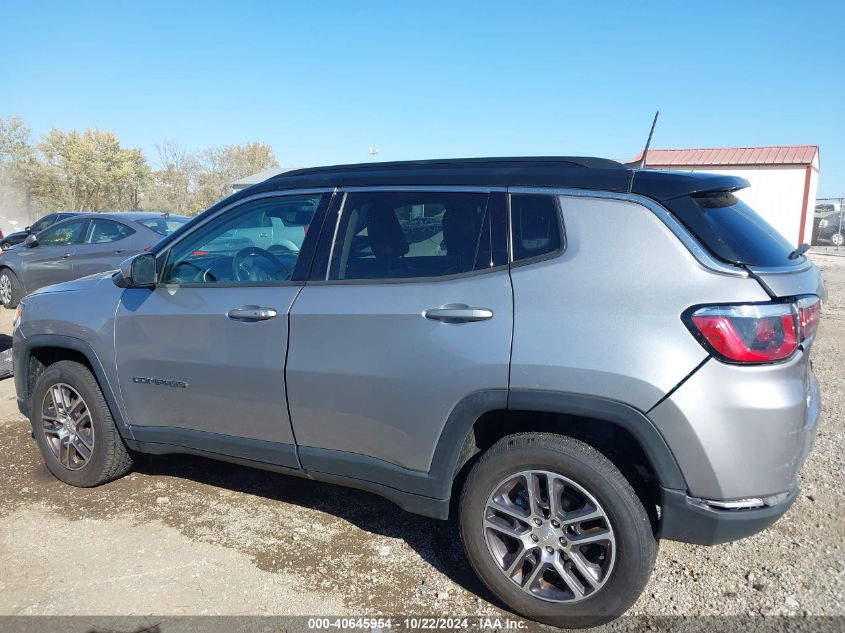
[659,163,817,247]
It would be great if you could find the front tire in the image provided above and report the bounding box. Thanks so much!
[459,433,657,628]
[0,268,22,308]
[832,232,844,247]
[31,360,133,487]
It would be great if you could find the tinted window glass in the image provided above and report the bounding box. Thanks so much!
[38,220,87,245]
[685,191,795,267]
[511,194,562,261]
[85,219,135,244]
[138,217,189,236]
[30,214,56,232]
[162,194,320,285]
[328,191,496,281]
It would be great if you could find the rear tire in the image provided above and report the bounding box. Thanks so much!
[832,232,844,247]
[0,268,22,309]
[31,360,133,487]
[459,433,657,628]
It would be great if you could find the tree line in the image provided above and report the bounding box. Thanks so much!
[0,115,279,220]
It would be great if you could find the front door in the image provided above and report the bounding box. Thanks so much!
[114,192,329,467]
[287,189,513,473]
[21,218,89,292]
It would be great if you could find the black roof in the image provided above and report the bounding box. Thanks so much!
[248,156,748,203]
[148,157,751,258]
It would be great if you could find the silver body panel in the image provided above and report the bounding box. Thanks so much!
[287,271,513,471]
[113,285,301,445]
[509,196,770,411]
[649,352,819,499]
[17,273,128,418]
[753,261,828,301]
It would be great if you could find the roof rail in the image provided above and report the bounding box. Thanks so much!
[272,156,627,180]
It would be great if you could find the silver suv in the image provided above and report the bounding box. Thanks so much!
[12,158,824,627]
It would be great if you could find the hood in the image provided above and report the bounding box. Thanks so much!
[30,270,118,296]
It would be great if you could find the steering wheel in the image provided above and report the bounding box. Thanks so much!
[231,246,287,282]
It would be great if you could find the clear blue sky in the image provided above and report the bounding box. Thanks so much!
[2,1,843,197]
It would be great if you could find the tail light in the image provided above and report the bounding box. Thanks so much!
[686,295,821,364]
[796,296,821,341]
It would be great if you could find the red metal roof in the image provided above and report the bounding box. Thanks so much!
[631,145,819,167]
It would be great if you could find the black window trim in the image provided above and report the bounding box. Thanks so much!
[506,189,567,268]
[309,185,510,286]
[155,189,333,289]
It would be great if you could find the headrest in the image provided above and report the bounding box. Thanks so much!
[367,206,409,259]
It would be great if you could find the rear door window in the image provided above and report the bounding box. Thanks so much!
[85,219,135,244]
[328,191,506,281]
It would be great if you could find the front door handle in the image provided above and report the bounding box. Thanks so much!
[227,305,278,321]
[62,253,71,259]
[424,304,493,323]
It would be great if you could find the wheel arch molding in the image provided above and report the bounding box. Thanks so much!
[431,389,689,499]
[15,334,133,440]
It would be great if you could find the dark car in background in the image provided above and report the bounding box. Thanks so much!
[0,211,189,308]
[1,212,80,250]
[812,205,844,247]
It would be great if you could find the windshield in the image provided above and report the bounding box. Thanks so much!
[138,217,189,236]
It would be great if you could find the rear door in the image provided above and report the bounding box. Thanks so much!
[114,192,331,465]
[72,218,138,278]
[286,188,512,473]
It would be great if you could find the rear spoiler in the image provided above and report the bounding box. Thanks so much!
[630,170,749,203]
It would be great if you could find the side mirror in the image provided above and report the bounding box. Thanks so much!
[24,234,38,248]
[119,253,156,288]
[24,226,31,233]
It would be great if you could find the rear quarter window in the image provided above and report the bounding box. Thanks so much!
[510,194,563,262]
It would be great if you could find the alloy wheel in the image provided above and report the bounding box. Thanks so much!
[0,274,11,306]
[41,383,95,470]
[833,232,844,247]
[483,470,616,602]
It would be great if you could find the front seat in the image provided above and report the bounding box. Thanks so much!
[366,205,409,277]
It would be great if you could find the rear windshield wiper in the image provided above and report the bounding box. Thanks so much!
[788,243,810,260]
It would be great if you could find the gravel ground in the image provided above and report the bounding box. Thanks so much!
[0,249,843,630]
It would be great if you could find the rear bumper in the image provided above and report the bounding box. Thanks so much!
[648,352,819,500]
[659,486,798,545]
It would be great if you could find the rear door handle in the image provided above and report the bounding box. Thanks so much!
[424,305,493,323]
[227,305,278,321]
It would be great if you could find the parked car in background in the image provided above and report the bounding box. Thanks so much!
[0,211,189,308]
[812,204,844,247]
[10,158,824,627]
[1,212,80,250]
